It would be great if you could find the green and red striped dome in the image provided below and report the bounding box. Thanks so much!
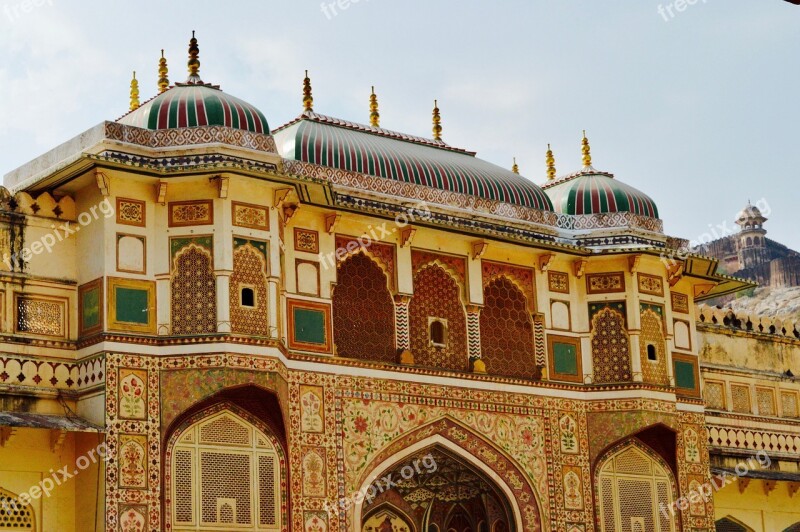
[118,84,269,134]
[542,170,659,218]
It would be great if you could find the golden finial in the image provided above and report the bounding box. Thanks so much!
[303,70,313,112]
[129,71,140,111]
[369,86,380,127]
[158,49,169,93]
[432,99,442,141]
[581,130,592,168]
[546,144,556,180]
[512,157,519,174]
[187,30,201,83]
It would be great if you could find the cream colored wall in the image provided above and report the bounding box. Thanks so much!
[714,480,800,531]
[699,326,800,374]
[0,429,82,532]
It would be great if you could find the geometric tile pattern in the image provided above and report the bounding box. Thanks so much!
[171,244,217,335]
[479,277,536,379]
[590,305,632,383]
[230,243,269,336]
[332,253,395,363]
[409,264,467,372]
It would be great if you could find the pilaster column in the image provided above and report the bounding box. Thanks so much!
[215,270,232,333]
[155,273,170,335]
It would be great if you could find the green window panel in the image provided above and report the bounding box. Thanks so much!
[294,308,326,345]
[554,342,578,376]
[674,360,696,390]
[115,287,149,325]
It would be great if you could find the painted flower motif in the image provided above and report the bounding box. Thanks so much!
[354,416,368,433]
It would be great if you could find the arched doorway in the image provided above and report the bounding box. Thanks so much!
[359,446,516,532]
[595,441,678,532]
[164,404,287,531]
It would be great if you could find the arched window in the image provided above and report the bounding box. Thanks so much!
[172,244,217,335]
[409,264,467,371]
[332,253,396,363]
[230,242,269,336]
[590,304,631,383]
[746,237,752,247]
[167,408,286,530]
[597,442,677,532]
[0,488,35,530]
[479,277,536,379]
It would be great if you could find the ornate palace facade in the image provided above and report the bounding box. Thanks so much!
[0,35,798,532]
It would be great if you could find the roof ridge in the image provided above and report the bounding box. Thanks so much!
[541,168,615,189]
[273,111,477,156]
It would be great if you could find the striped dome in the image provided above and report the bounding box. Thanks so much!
[274,113,553,211]
[118,84,269,134]
[542,170,659,218]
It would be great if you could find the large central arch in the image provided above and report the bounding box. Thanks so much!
[352,422,542,532]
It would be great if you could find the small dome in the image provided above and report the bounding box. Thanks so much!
[118,84,269,134]
[736,202,766,223]
[542,170,659,218]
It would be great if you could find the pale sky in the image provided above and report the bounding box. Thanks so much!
[1,1,798,250]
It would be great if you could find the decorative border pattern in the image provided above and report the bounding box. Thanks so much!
[637,273,664,297]
[232,201,269,230]
[168,200,214,227]
[586,272,625,294]
[116,197,146,227]
[294,228,320,254]
[548,271,570,294]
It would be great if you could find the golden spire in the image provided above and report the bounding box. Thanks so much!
[187,30,201,84]
[512,157,519,174]
[303,70,313,112]
[369,86,380,127]
[158,49,169,93]
[581,130,592,168]
[432,99,442,141]
[546,144,556,180]
[129,71,140,111]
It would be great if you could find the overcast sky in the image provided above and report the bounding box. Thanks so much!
[1,1,798,250]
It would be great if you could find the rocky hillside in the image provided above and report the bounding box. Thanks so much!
[709,286,800,320]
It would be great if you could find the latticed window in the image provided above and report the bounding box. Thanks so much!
[0,488,35,530]
[597,443,676,532]
[171,245,217,335]
[332,253,396,362]
[409,265,467,371]
[170,410,283,531]
[479,277,536,379]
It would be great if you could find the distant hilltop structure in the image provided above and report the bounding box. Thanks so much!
[699,202,800,289]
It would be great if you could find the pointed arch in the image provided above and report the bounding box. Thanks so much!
[164,402,288,531]
[171,243,217,335]
[409,263,468,371]
[333,252,396,362]
[230,242,269,336]
[594,439,679,532]
[353,417,543,532]
[590,303,631,383]
[715,516,755,532]
[480,276,536,379]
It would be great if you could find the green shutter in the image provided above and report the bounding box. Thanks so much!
[81,288,100,329]
[294,308,326,345]
[553,342,578,376]
[675,360,696,390]
[115,287,149,325]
